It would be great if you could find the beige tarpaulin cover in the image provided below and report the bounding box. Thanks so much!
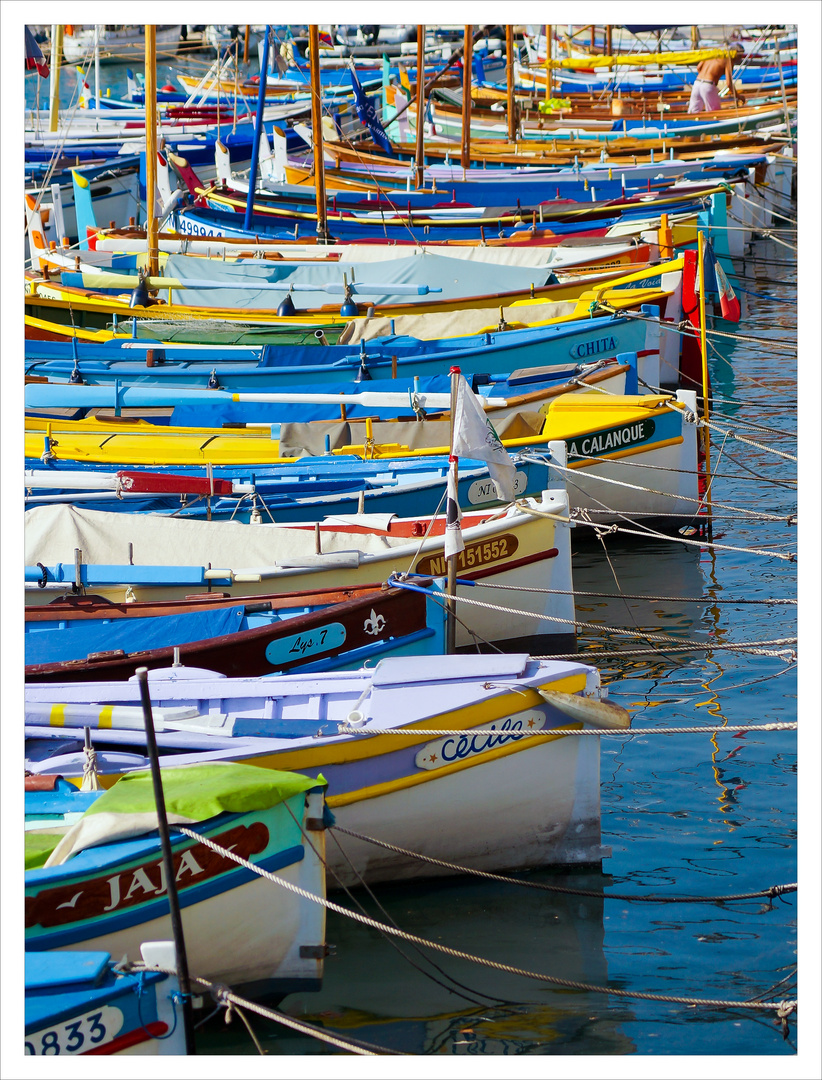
[25,504,414,570]
[339,300,580,343]
[277,412,545,458]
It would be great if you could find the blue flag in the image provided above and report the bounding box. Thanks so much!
[349,65,393,155]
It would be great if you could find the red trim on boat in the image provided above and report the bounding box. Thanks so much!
[461,546,559,582]
[82,1020,168,1054]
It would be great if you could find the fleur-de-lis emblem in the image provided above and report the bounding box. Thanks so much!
[363,609,386,636]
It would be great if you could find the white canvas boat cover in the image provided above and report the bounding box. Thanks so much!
[162,250,556,308]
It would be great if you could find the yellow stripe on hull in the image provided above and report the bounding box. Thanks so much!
[327,723,582,808]
[67,675,587,790]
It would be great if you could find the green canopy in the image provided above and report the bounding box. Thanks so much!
[85,762,325,821]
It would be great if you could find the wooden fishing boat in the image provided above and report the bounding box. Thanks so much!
[25,580,446,681]
[319,130,787,168]
[23,289,660,369]
[23,332,649,395]
[25,763,328,998]
[23,387,699,525]
[24,450,558,524]
[24,654,630,884]
[25,945,186,1056]
[24,487,577,652]
[61,25,185,64]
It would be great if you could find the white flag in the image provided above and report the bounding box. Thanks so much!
[444,456,465,560]
[452,376,517,503]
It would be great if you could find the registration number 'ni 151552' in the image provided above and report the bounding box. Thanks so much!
[414,534,518,578]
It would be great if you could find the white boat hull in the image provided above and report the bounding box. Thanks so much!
[327,720,604,886]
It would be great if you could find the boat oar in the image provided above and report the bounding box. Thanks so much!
[136,667,197,1055]
[79,271,443,296]
[536,688,631,730]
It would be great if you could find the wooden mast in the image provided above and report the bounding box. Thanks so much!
[414,25,425,188]
[545,25,553,100]
[48,25,64,132]
[460,25,472,171]
[506,25,516,142]
[144,25,159,278]
[309,25,329,241]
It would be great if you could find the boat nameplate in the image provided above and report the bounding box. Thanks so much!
[466,471,528,506]
[569,333,618,360]
[567,419,656,459]
[414,708,547,770]
[265,622,348,665]
[26,822,269,929]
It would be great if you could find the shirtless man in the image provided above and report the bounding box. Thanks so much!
[688,44,743,113]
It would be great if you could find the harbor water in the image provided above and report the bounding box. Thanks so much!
[191,240,799,1057]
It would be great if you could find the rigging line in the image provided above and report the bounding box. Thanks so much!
[749,182,797,215]
[702,423,797,462]
[519,450,797,488]
[282,799,512,1009]
[727,199,798,234]
[703,331,797,399]
[325,830,518,1009]
[529,504,795,559]
[171,829,798,1014]
[429,583,797,640]
[548,641,795,661]
[331,827,797,905]
[743,182,798,225]
[732,254,797,268]
[291,52,424,247]
[474,584,796,605]
[700,413,797,440]
[597,304,798,353]
[30,48,100,211]
[547,458,793,521]
[338,723,799,737]
[734,283,796,304]
[711,445,796,489]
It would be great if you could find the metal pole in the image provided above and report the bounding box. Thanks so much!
[244,26,270,233]
[309,26,328,240]
[545,25,553,100]
[391,25,491,127]
[48,25,64,132]
[136,667,196,1055]
[243,24,250,66]
[697,231,713,540]
[446,365,461,654]
[506,25,516,143]
[94,25,101,107]
[460,26,472,171]
[774,35,792,142]
[414,25,425,188]
[145,26,159,278]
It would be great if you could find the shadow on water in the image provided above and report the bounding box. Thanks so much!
[194,867,637,1055]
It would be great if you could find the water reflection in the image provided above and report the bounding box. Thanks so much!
[195,868,637,1055]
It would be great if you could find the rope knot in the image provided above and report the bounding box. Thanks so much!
[776,1000,795,1040]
